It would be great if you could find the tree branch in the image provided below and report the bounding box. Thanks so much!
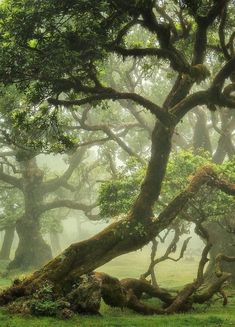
[0,169,22,189]
[40,200,96,214]
[48,90,172,126]
[42,148,87,193]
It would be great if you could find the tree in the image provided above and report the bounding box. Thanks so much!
[0,0,235,315]
[186,105,235,282]
[0,186,22,260]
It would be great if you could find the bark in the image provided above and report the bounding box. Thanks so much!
[131,122,173,219]
[0,2,231,316]
[0,227,15,260]
[0,236,229,316]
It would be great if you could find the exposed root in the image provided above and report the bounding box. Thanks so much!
[0,265,232,317]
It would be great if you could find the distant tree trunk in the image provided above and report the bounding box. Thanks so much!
[50,231,62,256]
[204,222,235,285]
[8,215,52,270]
[8,158,52,270]
[193,110,235,284]
[0,227,15,260]
[193,108,212,155]
[213,135,231,164]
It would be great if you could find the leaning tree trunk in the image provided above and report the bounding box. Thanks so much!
[0,164,234,316]
[27,121,173,284]
[0,226,15,260]
[0,62,198,303]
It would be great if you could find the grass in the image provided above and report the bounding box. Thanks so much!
[1,302,235,327]
[97,244,200,288]
[0,246,235,326]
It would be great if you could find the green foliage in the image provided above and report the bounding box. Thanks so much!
[29,299,59,317]
[98,159,144,218]
[98,176,140,218]
[10,104,79,153]
[0,0,131,101]
[0,85,79,153]
[98,149,235,222]
[29,282,61,317]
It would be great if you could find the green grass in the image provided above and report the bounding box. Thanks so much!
[97,245,200,288]
[1,301,235,327]
[0,247,235,326]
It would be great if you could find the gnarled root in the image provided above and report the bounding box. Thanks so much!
[0,268,232,317]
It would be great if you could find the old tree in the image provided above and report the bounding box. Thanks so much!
[0,0,235,316]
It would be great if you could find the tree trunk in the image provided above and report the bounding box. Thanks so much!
[0,71,199,299]
[9,121,173,285]
[213,135,230,164]
[192,109,235,283]
[7,157,53,270]
[49,231,62,256]
[0,226,15,260]
[209,124,235,282]
[16,165,221,291]
[193,108,212,155]
[8,216,52,270]
[204,222,235,285]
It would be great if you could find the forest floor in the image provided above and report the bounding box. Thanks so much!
[0,248,235,326]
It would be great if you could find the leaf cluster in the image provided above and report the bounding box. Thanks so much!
[98,149,235,223]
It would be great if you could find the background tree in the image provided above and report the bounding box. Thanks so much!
[0,185,22,260]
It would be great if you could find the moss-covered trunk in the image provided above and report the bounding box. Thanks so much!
[2,70,194,289]
[25,122,170,281]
